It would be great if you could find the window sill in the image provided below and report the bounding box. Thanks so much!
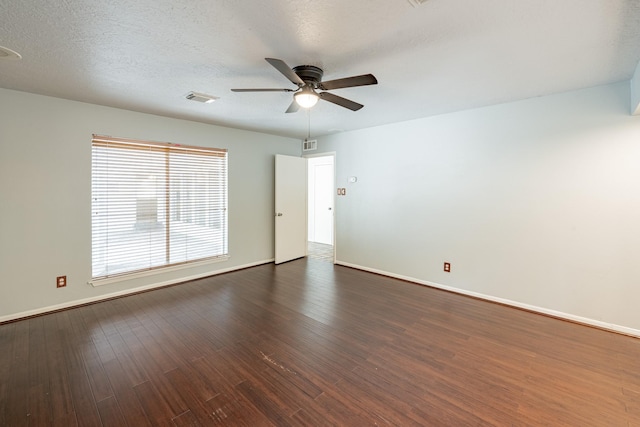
[88,255,230,287]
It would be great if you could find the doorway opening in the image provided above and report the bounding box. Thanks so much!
[306,154,335,262]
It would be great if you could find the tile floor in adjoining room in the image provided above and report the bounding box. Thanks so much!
[307,241,333,262]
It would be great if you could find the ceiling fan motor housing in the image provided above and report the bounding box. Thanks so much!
[292,65,323,87]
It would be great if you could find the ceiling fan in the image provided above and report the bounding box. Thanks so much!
[231,58,377,113]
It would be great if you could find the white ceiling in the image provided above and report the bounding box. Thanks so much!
[2,0,640,139]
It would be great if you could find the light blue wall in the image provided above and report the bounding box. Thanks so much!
[0,88,299,319]
[317,82,640,334]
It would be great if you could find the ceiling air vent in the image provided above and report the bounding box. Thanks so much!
[302,139,317,152]
[407,0,429,6]
[186,92,218,104]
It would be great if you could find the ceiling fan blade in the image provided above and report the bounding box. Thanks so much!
[319,92,364,111]
[231,88,295,92]
[319,74,378,91]
[265,58,305,86]
[285,99,300,114]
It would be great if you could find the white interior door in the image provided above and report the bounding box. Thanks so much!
[312,163,334,245]
[275,154,307,264]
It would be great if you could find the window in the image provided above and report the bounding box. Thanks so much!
[91,135,228,280]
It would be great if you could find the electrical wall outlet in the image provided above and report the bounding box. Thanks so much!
[56,275,67,288]
[444,262,451,273]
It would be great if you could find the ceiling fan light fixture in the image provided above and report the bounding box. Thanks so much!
[294,87,319,108]
[232,58,377,112]
[0,46,22,60]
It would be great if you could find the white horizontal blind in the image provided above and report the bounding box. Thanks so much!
[91,135,228,280]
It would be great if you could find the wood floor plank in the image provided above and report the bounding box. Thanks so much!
[96,396,127,427]
[27,383,51,427]
[126,317,180,374]
[56,311,103,427]
[25,317,53,426]
[171,410,202,427]
[218,342,307,417]
[27,317,48,390]
[74,305,116,403]
[132,380,179,426]
[246,331,347,392]
[305,390,380,426]
[349,357,492,425]
[187,355,237,397]
[118,327,189,418]
[258,354,323,401]
[1,258,639,425]
[163,367,217,425]
[322,376,422,426]
[622,386,640,418]
[102,358,152,427]
[166,363,218,403]
[290,407,339,427]
[0,322,15,426]
[235,380,295,427]
[41,313,76,424]
[104,329,149,387]
[6,320,30,426]
[203,392,271,426]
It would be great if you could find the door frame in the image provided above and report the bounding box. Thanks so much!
[304,151,336,264]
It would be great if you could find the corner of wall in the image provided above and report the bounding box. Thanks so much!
[630,61,640,115]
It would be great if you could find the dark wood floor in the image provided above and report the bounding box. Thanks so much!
[1,259,639,426]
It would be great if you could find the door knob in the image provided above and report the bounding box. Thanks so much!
[276,212,283,216]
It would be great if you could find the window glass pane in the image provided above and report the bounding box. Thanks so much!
[91,137,228,279]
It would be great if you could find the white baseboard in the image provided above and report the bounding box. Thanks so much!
[0,259,275,323]
[335,260,640,339]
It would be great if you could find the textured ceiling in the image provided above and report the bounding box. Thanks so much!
[2,0,640,139]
